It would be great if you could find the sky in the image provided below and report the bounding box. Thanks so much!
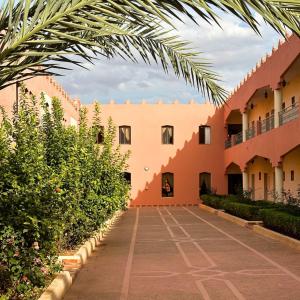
[56,12,280,104]
[1,1,281,104]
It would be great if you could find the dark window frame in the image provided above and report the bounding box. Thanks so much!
[96,126,104,144]
[199,125,211,144]
[161,125,174,145]
[119,125,131,145]
[123,172,131,185]
[199,172,211,196]
[162,172,174,197]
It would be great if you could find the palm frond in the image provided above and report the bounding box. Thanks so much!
[0,0,299,105]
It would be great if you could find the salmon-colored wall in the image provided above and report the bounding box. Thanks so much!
[1,35,300,202]
[224,34,300,119]
[247,92,274,125]
[0,76,79,125]
[224,34,300,198]
[282,147,300,196]
[282,74,300,107]
[85,102,226,206]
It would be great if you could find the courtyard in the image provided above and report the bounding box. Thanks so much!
[64,207,300,300]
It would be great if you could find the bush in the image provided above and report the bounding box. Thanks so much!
[201,195,226,209]
[260,209,300,240]
[0,86,130,299]
[223,202,262,220]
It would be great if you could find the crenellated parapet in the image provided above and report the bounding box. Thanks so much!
[94,99,211,105]
[45,75,80,110]
[229,33,293,100]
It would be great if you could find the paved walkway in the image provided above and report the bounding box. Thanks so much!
[64,207,300,300]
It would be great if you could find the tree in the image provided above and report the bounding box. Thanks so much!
[0,0,299,105]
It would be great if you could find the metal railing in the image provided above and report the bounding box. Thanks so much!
[279,102,299,126]
[245,127,255,140]
[225,139,231,149]
[226,101,299,146]
[224,131,242,149]
[261,115,275,134]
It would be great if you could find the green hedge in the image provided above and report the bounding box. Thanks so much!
[260,209,300,240]
[201,195,226,209]
[223,202,262,220]
[0,87,130,299]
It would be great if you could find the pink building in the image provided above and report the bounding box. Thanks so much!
[1,34,300,207]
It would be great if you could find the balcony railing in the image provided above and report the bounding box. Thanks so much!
[226,101,299,147]
[261,115,275,134]
[279,102,299,126]
[224,131,242,149]
[245,127,255,140]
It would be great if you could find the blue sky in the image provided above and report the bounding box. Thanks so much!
[56,12,280,104]
[1,1,281,104]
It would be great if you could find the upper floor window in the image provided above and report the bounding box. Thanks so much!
[119,126,131,144]
[292,96,296,107]
[162,125,174,144]
[96,126,104,144]
[281,102,286,110]
[199,126,211,144]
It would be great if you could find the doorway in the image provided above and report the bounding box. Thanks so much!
[228,174,242,195]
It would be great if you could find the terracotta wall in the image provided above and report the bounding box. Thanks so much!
[0,76,79,125]
[282,147,300,196]
[85,102,226,206]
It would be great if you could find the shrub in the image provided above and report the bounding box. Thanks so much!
[260,209,300,240]
[223,202,262,220]
[0,86,130,298]
[201,195,226,209]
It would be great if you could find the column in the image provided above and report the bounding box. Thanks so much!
[275,165,283,201]
[242,111,248,142]
[242,171,248,191]
[274,89,282,128]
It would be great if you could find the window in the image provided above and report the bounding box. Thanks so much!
[282,102,286,110]
[123,172,131,185]
[96,126,104,144]
[199,126,211,144]
[283,171,285,181]
[292,96,296,107]
[291,170,294,181]
[119,126,131,144]
[162,173,174,197]
[259,172,261,180]
[162,126,174,144]
[199,173,211,196]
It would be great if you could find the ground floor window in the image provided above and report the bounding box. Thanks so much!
[199,172,211,195]
[123,172,131,185]
[162,173,174,197]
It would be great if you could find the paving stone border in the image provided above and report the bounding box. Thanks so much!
[199,203,300,251]
[38,210,124,300]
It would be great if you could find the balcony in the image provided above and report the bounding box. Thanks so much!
[225,102,299,148]
[225,131,242,148]
[279,102,299,126]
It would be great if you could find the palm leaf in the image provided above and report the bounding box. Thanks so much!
[0,0,299,105]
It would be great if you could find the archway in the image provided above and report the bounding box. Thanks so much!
[226,163,242,195]
[246,156,273,200]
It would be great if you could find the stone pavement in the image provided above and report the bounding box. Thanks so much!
[63,207,300,300]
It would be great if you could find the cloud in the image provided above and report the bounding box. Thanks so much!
[56,11,280,104]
